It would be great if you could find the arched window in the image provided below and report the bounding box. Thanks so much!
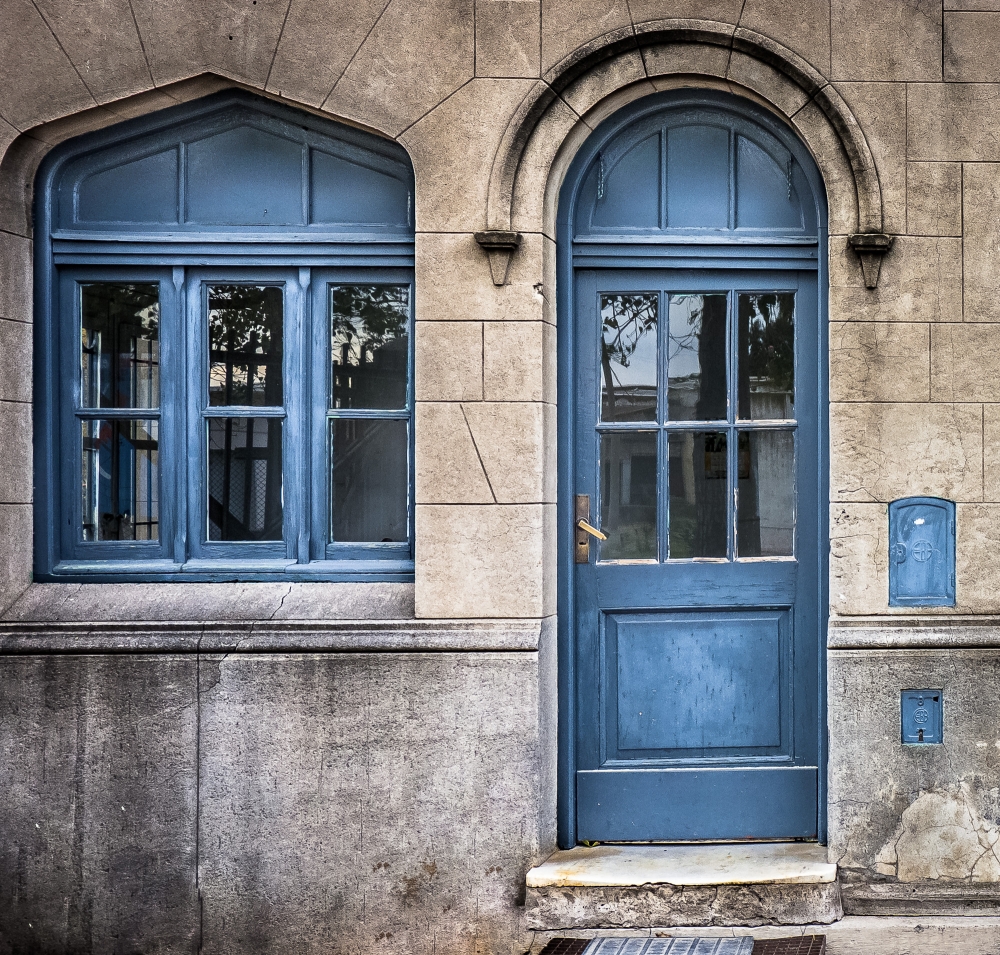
[34,91,415,581]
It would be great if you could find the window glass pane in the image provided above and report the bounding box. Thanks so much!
[81,418,158,541]
[668,431,727,558]
[738,292,795,420]
[667,293,727,422]
[207,417,283,541]
[331,418,408,542]
[81,283,159,409]
[331,285,409,410]
[599,431,657,560]
[737,430,794,557]
[600,293,658,422]
[208,285,283,407]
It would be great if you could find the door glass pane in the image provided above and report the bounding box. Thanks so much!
[207,417,283,540]
[81,283,159,409]
[599,431,657,560]
[331,285,409,410]
[667,293,727,421]
[208,285,283,407]
[331,418,408,542]
[81,418,158,541]
[600,293,657,422]
[737,430,794,557]
[738,292,795,420]
[668,431,728,558]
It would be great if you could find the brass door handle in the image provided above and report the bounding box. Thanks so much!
[576,519,607,541]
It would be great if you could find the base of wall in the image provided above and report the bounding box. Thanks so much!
[841,879,1000,916]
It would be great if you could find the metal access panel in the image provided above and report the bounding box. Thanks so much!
[889,497,956,607]
[901,689,943,745]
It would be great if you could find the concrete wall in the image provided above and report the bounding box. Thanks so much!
[4,0,1000,950]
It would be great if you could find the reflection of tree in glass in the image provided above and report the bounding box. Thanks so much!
[83,283,159,338]
[601,294,656,410]
[744,293,793,394]
[209,285,283,406]
[332,285,408,364]
[668,294,702,368]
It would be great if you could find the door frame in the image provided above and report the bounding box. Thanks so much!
[554,88,830,848]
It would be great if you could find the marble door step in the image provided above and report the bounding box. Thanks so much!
[538,937,826,955]
[527,844,837,888]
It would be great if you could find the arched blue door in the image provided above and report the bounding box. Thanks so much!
[557,91,828,844]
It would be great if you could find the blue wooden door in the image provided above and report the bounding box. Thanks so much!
[572,267,821,841]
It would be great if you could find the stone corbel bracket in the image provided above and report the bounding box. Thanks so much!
[847,233,894,289]
[474,230,522,286]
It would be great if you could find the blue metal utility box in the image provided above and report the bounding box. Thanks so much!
[889,497,956,607]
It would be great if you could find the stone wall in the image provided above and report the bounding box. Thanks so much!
[4,0,1000,950]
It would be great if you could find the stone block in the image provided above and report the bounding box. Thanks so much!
[484,321,545,401]
[511,95,584,234]
[945,12,1000,82]
[401,78,535,232]
[33,0,152,104]
[0,504,30,613]
[830,235,963,324]
[828,648,1000,878]
[1,581,416,622]
[415,402,495,504]
[932,325,1000,401]
[198,651,544,952]
[415,320,484,401]
[558,48,652,121]
[830,502,888,616]
[265,0,387,107]
[416,232,545,326]
[476,0,540,78]
[830,322,929,403]
[0,318,31,403]
[963,164,1000,322]
[908,84,1000,162]
[0,654,199,953]
[0,0,94,129]
[543,319,557,403]
[0,233,32,323]
[740,0,831,74]
[642,42,732,88]
[540,0,631,74]
[325,0,475,137]
[983,406,1000,502]
[835,83,907,235]
[955,504,1000,612]
[831,0,942,81]
[415,502,553,617]
[464,401,554,503]
[129,0,287,89]
[830,402,983,503]
[790,102,858,237]
[628,0,744,24]
[726,50,811,118]
[907,162,962,236]
[0,400,31,504]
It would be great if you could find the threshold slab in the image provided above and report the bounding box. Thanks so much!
[527,844,836,889]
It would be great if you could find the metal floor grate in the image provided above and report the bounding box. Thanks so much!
[536,937,825,955]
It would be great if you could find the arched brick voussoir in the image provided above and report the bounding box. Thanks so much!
[487,20,884,238]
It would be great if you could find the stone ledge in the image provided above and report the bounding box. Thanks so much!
[829,620,1000,649]
[0,618,545,654]
[842,880,1000,916]
[525,845,842,930]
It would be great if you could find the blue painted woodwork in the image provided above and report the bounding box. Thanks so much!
[34,92,415,582]
[901,689,943,745]
[889,497,956,607]
[557,90,828,846]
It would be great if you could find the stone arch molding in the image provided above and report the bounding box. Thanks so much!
[480,19,892,287]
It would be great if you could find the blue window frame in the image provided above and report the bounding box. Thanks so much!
[34,92,415,581]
